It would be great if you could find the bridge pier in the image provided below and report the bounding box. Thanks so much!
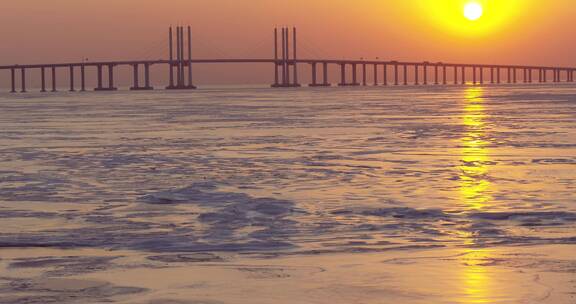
[362,63,367,86]
[95,64,117,91]
[490,67,494,84]
[454,66,458,85]
[461,66,466,85]
[20,68,26,93]
[513,68,517,83]
[373,64,378,86]
[480,67,483,84]
[383,64,387,85]
[414,65,419,85]
[423,63,428,85]
[41,67,46,92]
[51,67,57,92]
[538,69,542,82]
[442,65,447,85]
[472,66,476,85]
[309,62,330,87]
[352,63,359,86]
[403,64,408,85]
[131,64,139,90]
[96,65,103,90]
[130,63,154,90]
[497,68,501,84]
[145,63,152,89]
[338,63,346,86]
[81,65,86,91]
[310,62,317,86]
[10,68,16,93]
[434,65,439,85]
[69,66,75,92]
[323,63,330,86]
[394,63,399,85]
[523,68,527,83]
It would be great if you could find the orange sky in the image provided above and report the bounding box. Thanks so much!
[1,0,576,85]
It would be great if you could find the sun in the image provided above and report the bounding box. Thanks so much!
[464,2,483,21]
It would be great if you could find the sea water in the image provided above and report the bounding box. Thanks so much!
[0,85,575,303]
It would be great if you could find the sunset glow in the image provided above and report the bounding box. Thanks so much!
[418,0,523,36]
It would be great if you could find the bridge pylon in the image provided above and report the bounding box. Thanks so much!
[272,27,300,88]
[166,25,197,90]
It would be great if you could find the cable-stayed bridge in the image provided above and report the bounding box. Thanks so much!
[1,26,575,93]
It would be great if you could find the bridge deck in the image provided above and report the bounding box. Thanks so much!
[0,59,573,71]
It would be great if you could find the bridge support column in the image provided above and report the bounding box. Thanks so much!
[513,68,517,83]
[479,67,483,84]
[352,63,359,86]
[81,65,86,91]
[310,62,317,86]
[383,64,387,85]
[403,64,408,85]
[442,65,447,85]
[323,63,330,86]
[10,68,16,93]
[109,64,117,90]
[434,65,438,85]
[284,29,290,86]
[20,68,26,93]
[523,68,527,83]
[130,64,140,90]
[472,66,476,85]
[414,65,419,85]
[168,27,175,88]
[454,66,458,85]
[69,66,75,92]
[507,68,512,83]
[41,67,46,92]
[497,68,501,84]
[528,69,532,83]
[423,64,428,85]
[144,63,153,89]
[362,63,367,86]
[310,62,329,87]
[338,63,346,86]
[461,66,466,85]
[394,63,399,85]
[373,64,378,86]
[96,65,103,90]
[51,67,57,92]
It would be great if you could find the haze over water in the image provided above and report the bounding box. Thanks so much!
[0,85,575,303]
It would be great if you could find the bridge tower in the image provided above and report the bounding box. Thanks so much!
[166,25,196,90]
[272,27,300,87]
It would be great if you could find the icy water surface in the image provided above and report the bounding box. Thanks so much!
[0,85,575,303]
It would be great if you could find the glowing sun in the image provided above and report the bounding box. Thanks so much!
[464,2,483,21]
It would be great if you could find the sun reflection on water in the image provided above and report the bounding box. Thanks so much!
[458,87,494,303]
[459,87,492,211]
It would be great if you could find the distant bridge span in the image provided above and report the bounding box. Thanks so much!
[2,26,575,92]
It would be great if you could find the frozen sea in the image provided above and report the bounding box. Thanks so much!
[0,84,575,303]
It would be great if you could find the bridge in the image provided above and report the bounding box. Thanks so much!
[1,26,575,93]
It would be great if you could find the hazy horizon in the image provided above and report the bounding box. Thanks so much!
[2,0,576,85]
